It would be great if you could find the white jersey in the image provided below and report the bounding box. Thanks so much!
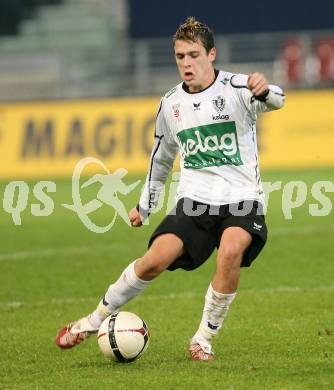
[139,70,285,214]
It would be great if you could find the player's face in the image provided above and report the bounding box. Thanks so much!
[174,39,216,93]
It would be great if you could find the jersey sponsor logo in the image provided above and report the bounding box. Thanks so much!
[177,122,243,169]
[212,114,230,121]
[212,95,225,113]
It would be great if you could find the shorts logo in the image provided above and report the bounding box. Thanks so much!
[212,95,225,113]
[177,122,243,169]
[253,222,262,231]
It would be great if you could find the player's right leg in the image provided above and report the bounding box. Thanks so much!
[55,233,183,349]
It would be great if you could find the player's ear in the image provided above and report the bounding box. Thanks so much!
[208,47,216,63]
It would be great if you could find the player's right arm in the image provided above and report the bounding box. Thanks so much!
[129,206,142,227]
[129,98,178,227]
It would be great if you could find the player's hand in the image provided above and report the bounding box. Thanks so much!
[128,207,143,227]
[247,73,269,97]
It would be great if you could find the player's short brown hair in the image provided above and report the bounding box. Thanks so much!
[173,17,215,53]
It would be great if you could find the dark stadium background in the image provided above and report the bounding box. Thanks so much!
[129,0,333,36]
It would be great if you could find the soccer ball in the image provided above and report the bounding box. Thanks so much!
[97,311,149,363]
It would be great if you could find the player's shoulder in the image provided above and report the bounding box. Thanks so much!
[222,71,249,89]
[156,83,182,117]
[215,70,249,97]
[163,81,183,101]
[217,70,235,85]
[159,82,184,114]
[218,71,251,102]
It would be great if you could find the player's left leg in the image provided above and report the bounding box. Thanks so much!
[55,233,183,349]
[190,227,252,361]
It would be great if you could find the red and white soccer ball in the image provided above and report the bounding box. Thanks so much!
[97,311,149,363]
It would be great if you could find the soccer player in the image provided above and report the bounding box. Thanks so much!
[56,17,285,361]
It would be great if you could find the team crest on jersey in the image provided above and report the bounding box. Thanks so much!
[212,95,225,113]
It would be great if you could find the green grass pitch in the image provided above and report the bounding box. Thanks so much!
[0,168,333,389]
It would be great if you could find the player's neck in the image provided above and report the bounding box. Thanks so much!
[183,68,218,94]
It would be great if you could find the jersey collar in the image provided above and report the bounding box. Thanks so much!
[181,69,220,95]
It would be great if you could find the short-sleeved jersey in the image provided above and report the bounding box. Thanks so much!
[139,70,285,214]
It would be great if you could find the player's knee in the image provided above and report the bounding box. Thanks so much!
[136,254,167,279]
[146,261,166,277]
[219,242,243,265]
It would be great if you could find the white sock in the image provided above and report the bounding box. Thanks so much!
[88,261,151,328]
[194,284,236,343]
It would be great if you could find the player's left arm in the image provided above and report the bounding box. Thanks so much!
[247,72,285,112]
